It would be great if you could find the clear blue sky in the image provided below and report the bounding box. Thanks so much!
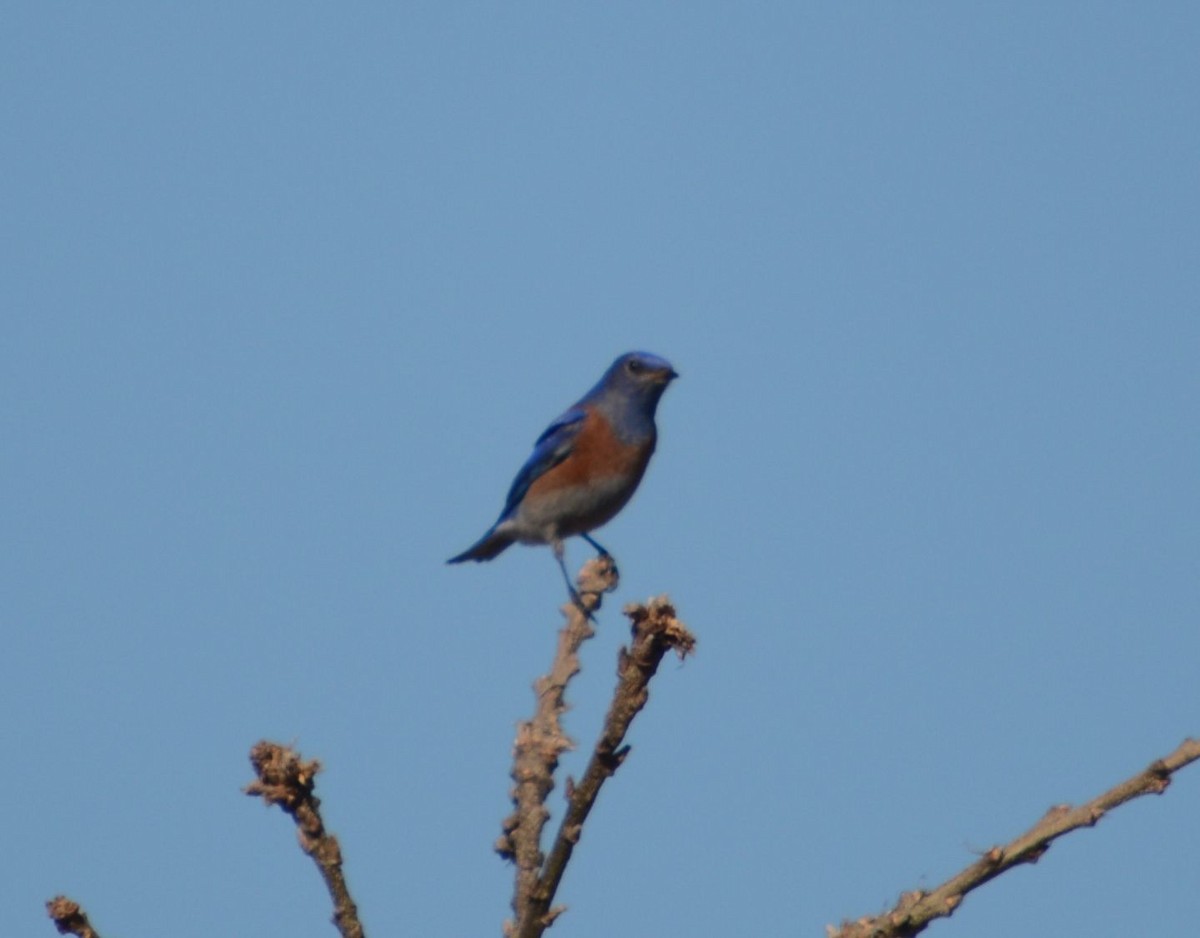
[3,5,1197,937]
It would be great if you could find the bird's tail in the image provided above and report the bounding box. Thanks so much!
[447,528,514,563]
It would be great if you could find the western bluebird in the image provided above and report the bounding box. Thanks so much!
[448,351,677,587]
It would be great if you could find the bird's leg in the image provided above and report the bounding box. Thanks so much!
[552,539,573,594]
[553,539,597,621]
[581,533,610,557]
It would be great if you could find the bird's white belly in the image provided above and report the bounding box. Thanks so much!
[510,474,637,543]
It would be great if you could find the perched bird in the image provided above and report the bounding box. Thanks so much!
[448,351,678,587]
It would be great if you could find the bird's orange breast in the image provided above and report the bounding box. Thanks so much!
[526,410,654,498]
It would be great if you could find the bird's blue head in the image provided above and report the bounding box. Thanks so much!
[585,351,678,430]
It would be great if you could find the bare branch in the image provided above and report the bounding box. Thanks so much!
[45,897,101,938]
[510,592,695,938]
[830,737,1200,938]
[245,741,366,938]
[498,556,619,935]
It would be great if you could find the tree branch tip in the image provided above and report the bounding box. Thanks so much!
[46,895,80,918]
[622,596,673,623]
[244,740,323,809]
[543,906,568,927]
[46,896,98,938]
[622,596,696,659]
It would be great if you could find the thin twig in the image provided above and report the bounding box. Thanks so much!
[244,741,366,938]
[830,736,1200,938]
[510,593,696,938]
[45,896,101,938]
[498,556,619,935]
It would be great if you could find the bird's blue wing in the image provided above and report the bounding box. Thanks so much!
[497,406,587,520]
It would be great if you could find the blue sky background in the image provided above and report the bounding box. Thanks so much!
[3,5,1197,937]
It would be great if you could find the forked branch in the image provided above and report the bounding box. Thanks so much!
[500,555,695,938]
[497,556,618,931]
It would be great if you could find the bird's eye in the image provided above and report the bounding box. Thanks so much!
[626,359,644,374]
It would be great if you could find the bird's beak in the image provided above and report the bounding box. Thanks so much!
[660,367,679,383]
